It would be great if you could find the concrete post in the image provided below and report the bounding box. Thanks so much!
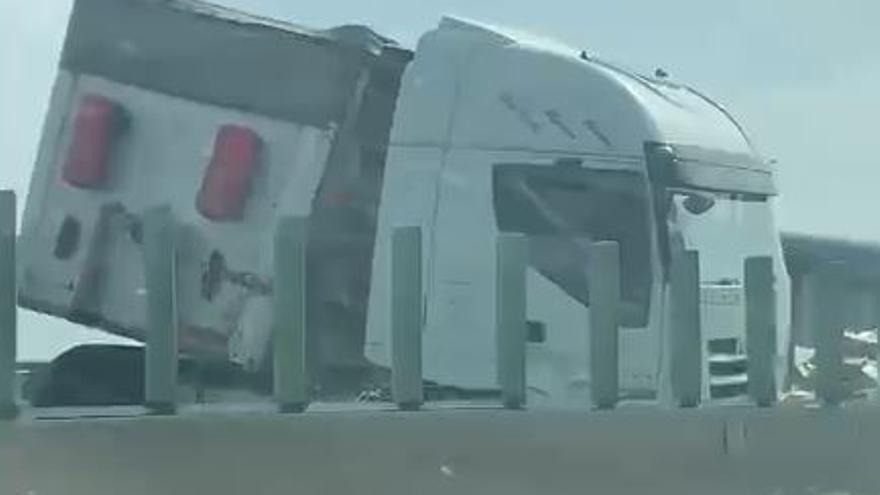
[391,227,423,410]
[670,250,702,408]
[496,234,528,409]
[141,205,178,415]
[272,216,309,413]
[745,256,776,407]
[806,271,846,406]
[0,191,16,420]
[588,241,620,410]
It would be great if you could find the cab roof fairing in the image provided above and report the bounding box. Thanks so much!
[433,16,768,170]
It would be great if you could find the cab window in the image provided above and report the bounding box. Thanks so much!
[493,163,652,326]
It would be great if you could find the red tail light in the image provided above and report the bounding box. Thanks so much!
[62,94,127,189]
[196,125,262,221]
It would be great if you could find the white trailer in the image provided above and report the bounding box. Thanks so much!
[17,0,790,405]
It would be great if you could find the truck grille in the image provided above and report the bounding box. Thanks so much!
[707,338,748,399]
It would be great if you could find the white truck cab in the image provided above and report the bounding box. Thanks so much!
[365,17,790,404]
[17,0,789,405]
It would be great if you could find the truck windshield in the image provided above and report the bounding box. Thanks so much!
[492,164,652,325]
[673,194,780,283]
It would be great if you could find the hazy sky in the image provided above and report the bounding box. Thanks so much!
[2,0,879,358]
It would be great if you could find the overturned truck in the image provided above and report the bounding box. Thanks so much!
[19,0,793,405]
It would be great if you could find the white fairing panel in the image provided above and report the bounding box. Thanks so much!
[19,72,333,368]
[363,147,443,366]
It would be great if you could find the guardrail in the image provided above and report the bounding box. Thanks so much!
[0,189,873,419]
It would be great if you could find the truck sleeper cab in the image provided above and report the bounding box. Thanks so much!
[365,17,790,405]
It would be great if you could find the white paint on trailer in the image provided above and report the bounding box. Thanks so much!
[17,72,333,369]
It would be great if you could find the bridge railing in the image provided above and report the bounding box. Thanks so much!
[0,189,872,419]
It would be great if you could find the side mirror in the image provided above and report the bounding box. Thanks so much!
[682,193,715,216]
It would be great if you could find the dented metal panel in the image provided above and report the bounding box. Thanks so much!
[61,0,410,127]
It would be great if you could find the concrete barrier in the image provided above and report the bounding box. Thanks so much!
[588,241,620,409]
[805,271,847,406]
[141,205,178,415]
[391,227,423,410]
[0,191,15,419]
[4,406,880,495]
[745,256,776,407]
[496,234,528,409]
[272,216,310,413]
[670,250,702,407]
